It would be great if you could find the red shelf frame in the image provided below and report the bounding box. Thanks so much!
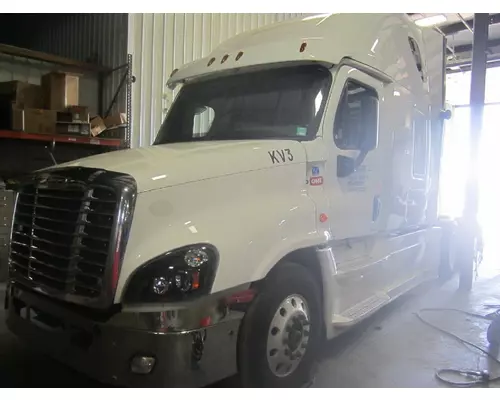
[0,130,123,147]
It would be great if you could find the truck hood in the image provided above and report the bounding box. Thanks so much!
[59,140,307,193]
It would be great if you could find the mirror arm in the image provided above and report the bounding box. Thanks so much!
[354,149,368,169]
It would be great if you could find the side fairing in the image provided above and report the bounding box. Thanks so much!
[422,27,446,224]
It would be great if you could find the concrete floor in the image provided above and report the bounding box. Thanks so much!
[1,274,499,388]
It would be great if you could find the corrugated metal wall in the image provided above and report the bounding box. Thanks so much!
[29,13,128,116]
[127,13,305,148]
[0,14,128,116]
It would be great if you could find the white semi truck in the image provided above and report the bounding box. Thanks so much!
[4,13,453,387]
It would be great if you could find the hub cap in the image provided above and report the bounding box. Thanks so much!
[266,294,311,378]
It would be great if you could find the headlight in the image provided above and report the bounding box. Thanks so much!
[123,244,218,304]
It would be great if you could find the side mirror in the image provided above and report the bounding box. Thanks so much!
[440,109,452,121]
[337,155,356,178]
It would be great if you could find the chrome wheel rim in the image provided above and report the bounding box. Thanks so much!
[266,294,311,378]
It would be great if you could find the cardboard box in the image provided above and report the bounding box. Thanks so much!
[56,122,90,136]
[99,125,124,139]
[0,81,43,109]
[24,109,57,134]
[104,113,127,128]
[68,106,89,122]
[57,106,90,124]
[90,116,106,137]
[11,107,57,134]
[41,72,79,110]
[10,107,24,131]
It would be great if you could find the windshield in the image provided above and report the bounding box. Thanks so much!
[154,64,332,144]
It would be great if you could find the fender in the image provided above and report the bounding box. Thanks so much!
[114,164,328,303]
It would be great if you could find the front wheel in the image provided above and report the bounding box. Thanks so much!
[238,261,322,387]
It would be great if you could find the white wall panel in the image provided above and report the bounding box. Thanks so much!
[127,13,304,148]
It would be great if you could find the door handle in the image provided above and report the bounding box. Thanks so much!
[372,195,381,221]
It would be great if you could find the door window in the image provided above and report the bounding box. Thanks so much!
[333,80,379,151]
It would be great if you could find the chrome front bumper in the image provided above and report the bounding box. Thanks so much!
[5,283,244,387]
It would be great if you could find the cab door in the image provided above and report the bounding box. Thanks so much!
[320,65,395,316]
[322,66,388,240]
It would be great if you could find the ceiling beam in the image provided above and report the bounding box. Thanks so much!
[447,59,500,74]
[447,37,500,54]
[441,13,500,35]
[457,13,474,34]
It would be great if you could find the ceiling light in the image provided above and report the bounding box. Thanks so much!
[302,14,332,21]
[415,14,447,27]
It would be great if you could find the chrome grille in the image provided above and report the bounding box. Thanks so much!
[8,168,137,308]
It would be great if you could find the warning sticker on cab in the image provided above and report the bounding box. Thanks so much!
[310,176,323,186]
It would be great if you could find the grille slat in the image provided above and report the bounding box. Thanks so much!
[11,260,29,272]
[17,201,82,214]
[74,280,101,292]
[21,192,85,202]
[12,242,107,273]
[12,232,108,257]
[76,267,104,281]
[10,175,119,299]
[14,259,68,285]
[12,247,72,271]
[15,221,78,237]
[11,250,71,279]
[13,233,74,257]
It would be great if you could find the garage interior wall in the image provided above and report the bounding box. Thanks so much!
[0,13,128,116]
[127,13,306,148]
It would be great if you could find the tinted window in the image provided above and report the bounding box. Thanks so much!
[154,64,331,144]
[408,37,425,82]
[333,80,379,151]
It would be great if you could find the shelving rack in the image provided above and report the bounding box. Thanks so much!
[0,43,134,179]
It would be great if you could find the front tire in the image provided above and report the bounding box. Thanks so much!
[238,261,321,387]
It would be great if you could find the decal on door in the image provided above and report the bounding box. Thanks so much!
[346,165,368,192]
[310,176,324,186]
[268,149,294,164]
